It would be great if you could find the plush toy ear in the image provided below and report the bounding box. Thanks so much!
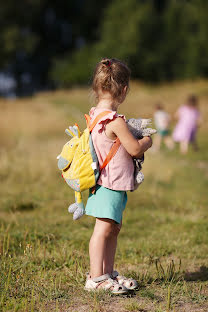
[65,128,75,137]
[65,125,80,137]
[142,128,157,137]
[72,125,81,138]
[74,123,81,137]
[141,119,152,128]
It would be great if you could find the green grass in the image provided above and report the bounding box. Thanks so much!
[0,81,208,311]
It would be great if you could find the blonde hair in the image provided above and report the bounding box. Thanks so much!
[92,58,131,102]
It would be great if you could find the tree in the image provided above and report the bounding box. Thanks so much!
[51,0,208,85]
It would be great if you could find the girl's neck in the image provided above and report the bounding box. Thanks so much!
[96,98,119,112]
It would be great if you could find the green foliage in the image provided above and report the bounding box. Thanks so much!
[51,46,96,87]
[1,0,208,87]
[2,0,208,85]
[0,0,45,67]
[0,0,109,72]
[51,0,208,85]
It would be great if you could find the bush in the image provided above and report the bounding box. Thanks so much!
[50,0,208,85]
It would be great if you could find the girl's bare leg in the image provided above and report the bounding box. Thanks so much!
[103,221,122,274]
[89,218,120,278]
[180,141,189,154]
[164,136,174,150]
[153,134,162,151]
[191,140,199,151]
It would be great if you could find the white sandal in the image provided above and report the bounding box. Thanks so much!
[85,273,129,294]
[111,271,138,290]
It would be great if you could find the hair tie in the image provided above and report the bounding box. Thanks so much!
[102,60,111,67]
[106,60,111,67]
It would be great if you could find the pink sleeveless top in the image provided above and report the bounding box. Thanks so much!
[90,107,134,191]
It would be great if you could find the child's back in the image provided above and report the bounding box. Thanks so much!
[89,107,134,191]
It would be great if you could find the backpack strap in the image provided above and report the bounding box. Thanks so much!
[85,111,111,132]
[85,111,121,171]
[100,138,121,170]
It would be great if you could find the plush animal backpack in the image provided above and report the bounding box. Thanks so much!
[57,111,121,220]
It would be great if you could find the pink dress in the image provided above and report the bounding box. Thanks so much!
[173,105,200,142]
[89,107,135,191]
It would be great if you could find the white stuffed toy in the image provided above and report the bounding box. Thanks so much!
[126,118,157,189]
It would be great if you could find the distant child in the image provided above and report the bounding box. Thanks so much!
[172,95,201,154]
[84,59,152,294]
[153,103,174,151]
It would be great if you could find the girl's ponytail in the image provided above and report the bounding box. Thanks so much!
[92,58,130,102]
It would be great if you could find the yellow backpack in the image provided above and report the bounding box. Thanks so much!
[57,111,120,220]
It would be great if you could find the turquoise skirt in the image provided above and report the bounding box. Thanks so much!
[85,185,127,224]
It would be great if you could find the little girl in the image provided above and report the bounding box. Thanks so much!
[84,58,152,294]
[153,103,174,151]
[172,95,201,154]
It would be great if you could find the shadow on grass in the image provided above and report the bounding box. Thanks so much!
[15,202,36,211]
[184,266,208,282]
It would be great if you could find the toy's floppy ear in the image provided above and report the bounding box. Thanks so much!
[65,126,78,137]
[72,125,81,138]
[65,125,81,138]
[142,128,157,137]
[65,128,75,137]
[141,119,152,128]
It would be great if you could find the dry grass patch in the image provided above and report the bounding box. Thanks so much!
[0,80,208,312]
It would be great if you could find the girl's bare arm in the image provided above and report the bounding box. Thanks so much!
[106,117,152,158]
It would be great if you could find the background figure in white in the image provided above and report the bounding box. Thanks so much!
[153,103,174,151]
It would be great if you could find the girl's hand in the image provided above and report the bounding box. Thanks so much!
[136,136,152,158]
[139,136,152,150]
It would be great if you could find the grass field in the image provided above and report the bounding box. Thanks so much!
[0,80,208,312]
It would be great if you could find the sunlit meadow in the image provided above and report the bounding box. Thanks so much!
[0,80,208,311]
